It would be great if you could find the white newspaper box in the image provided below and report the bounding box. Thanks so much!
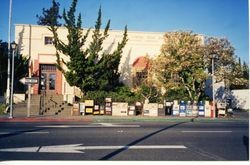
[143,103,158,117]
[79,102,85,116]
[204,101,211,117]
[128,106,135,116]
[112,102,128,116]
[192,102,198,117]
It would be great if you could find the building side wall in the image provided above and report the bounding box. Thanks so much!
[229,89,249,110]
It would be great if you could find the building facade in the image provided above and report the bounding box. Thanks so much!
[15,24,165,103]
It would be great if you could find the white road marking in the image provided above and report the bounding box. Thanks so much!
[117,130,124,133]
[0,132,10,135]
[39,144,84,153]
[0,147,39,152]
[83,145,187,150]
[37,123,140,128]
[97,123,140,128]
[0,144,187,153]
[182,130,232,133]
[24,131,49,134]
[0,131,49,135]
[98,123,114,126]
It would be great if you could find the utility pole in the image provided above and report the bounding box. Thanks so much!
[27,24,32,118]
[212,55,216,118]
[6,0,13,107]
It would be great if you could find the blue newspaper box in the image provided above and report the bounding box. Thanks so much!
[198,101,205,117]
[179,101,186,117]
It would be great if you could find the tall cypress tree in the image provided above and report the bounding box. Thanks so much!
[242,62,249,81]
[36,0,62,26]
[50,0,128,94]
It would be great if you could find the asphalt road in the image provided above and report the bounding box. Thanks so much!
[0,120,248,161]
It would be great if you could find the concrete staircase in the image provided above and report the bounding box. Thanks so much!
[13,94,72,117]
[13,95,40,117]
[41,94,72,117]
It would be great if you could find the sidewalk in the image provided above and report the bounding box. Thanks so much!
[0,111,248,123]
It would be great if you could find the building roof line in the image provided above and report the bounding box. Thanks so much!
[15,24,166,35]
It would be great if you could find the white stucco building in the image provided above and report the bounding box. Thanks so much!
[14,24,249,109]
[15,24,165,103]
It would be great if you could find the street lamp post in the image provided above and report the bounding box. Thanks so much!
[9,41,17,119]
[211,54,216,119]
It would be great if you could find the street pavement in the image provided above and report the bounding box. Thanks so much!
[0,117,249,161]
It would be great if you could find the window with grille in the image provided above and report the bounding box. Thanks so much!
[40,64,56,71]
[44,36,54,45]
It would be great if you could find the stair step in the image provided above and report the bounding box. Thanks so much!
[12,94,72,117]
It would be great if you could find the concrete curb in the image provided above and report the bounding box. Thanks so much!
[0,115,248,123]
[0,117,93,123]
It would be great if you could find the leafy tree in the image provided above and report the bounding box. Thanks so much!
[36,0,62,26]
[0,41,29,95]
[14,54,29,93]
[164,87,190,101]
[49,0,128,94]
[133,56,162,103]
[205,37,235,82]
[229,60,249,89]
[205,37,248,89]
[0,41,8,95]
[242,62,249,81]
[154,32,247,101]
[153,31,207,101]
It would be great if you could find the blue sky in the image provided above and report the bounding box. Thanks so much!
[0,0,249,63]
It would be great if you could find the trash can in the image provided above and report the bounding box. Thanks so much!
[198,101,205,117]
[186,101,193,117]
[179,101,186,117]
[165,101,172,116]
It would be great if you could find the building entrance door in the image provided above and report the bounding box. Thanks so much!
[39,64,57,94]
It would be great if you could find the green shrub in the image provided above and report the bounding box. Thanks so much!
[0,104,6,115]
[81,86,143,105]
[164,87,190,102]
